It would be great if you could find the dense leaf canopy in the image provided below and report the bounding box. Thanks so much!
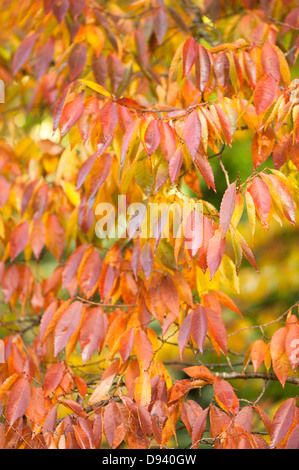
[0,0,298,449]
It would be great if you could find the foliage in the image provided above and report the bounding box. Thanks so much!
[0,0,299,449]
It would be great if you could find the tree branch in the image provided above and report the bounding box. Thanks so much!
[192,371,299,387]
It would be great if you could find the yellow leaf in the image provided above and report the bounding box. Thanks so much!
[80,79,112,98]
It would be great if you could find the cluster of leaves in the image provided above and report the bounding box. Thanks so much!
[0,0,298,449]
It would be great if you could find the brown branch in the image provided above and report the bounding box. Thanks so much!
[192,371,299,387]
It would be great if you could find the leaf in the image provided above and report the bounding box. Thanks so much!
[53,0,69,23]
[261,43,280,82]
[140,242,153,281]
[214,51,230,88]
[119,328,135,363]
[270,398,296,448]
[134,372,152,407]
[10,221,29,261]
[80,307,108,364]
[62,244,88,289]
[80,79,112,98]
[12,33,37,76]
[264,174,296,226]
[135,330,153,371]
[54,301,83,356]
[214,105,232,146]
[207,229,226,280]
[160,276,180,317]
[254,74,278,115]
[46,214,66,262]
[182,37,198,77]
[211,290,242,316]
[5,376,31,425]
[68,43,87,80]
[287,424,299,449]
[178,313,193,360]
[285,317,299,373]
[88,360,120,404]
[183,365,214,383]
[194,154,216,191]
[30,218,46,260]
[60,93,84,137]
[196,45,211,92]
[248,177,271,230]
[191,408,209,448]
[270,327,290,387]
[220,182,236,236]
[205,306,227,357]
[79,249,102,298]
[250,339,267,372]
[144,119,161,156]
[43,362,65,397]
[213,378,239,415]
[169,146,183,184]
[191,307,208,353]
[184,110,201,160]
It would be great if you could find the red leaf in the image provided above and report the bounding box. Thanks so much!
[287,424,299,449]
[250,339,267,372]
[205,306,227,356]
[54,301,83,356]
[254,74,278,115]
[191,408,209,448]
[160,276,180,317]
[211,290,242,316]
[182,37,198,77]
[153,7,167,45]
[213,378,239,415]
[178,313,193,360]
[10,221,29,261]
[43,362,65,397]
[46,214,66,262]
[119,328,135,363]
[144,119,161,156]
[62,244,88,289]
[261,43,280,82]
[12,33,37,76]
[79,249,102,298]
[5,376,31,425]
[196,45,211,92]
[272,134,290,169]
[248,177,271,229]
[140,242,153,280]
[53,0,70,23]
[214,105,232,146]
[30,218,46,260]
[194,154,216,191]
[220,182,236,236]
[270,327,290,387]
[214,52,229,88]
[68,43,87,80]
[34,37,54,80]
[184,110,201,160]
[60,93,84,137]
[270,398,296,448]
[191,307,208,353]
[0,176,10,207]
[169,146,183,184]
[76,152,97,190]
[207,229,226,279]
[53,83,72,133]
[80,307,108,364]
[135,330,153,371]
